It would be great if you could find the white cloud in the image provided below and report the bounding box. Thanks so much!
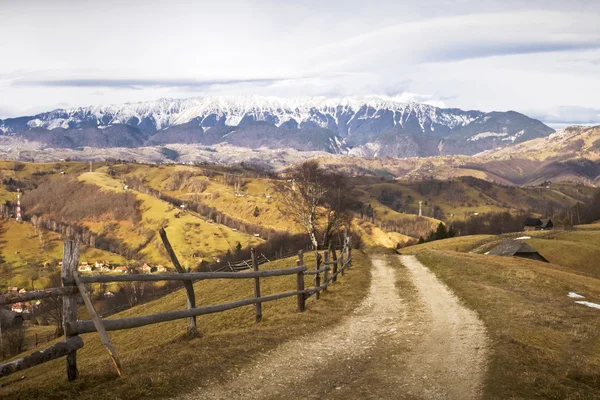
[0,1,599,127]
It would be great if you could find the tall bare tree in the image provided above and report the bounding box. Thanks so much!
[276,160,351,249]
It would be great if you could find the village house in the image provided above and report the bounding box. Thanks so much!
[155,265,167,273]
[524,218,553,231]
[11,301,32,314]
[141,263,153,274]
[7,287,19,294]
[78,264,93,272]
[95,260,107,269]
[114,266,128,273]
[99,264,111,272]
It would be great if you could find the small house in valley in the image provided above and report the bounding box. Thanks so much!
[141,263,153,274]
[524,218,553,231]
[156,265,167,273]
[487,240,549,262]
[78,264,92,272]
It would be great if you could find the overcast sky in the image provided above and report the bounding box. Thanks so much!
[1,0,599,127]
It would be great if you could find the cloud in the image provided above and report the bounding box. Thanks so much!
[423,41,600,63]
[529,106,600,127]
[13,77,289,90]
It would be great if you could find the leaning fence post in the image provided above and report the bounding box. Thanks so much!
[323,250,329,291]
[251,248,262,322]
[62,239,80,381]
[314,251,321,300]
[159,228,198,337]
[296,250,305,312]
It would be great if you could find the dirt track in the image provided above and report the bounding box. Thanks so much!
[178,254,488,400]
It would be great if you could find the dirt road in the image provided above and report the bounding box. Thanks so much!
[178,254,488,400]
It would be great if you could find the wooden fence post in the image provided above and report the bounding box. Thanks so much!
[296,250,305,312]
[346,235,352,267]
[314,251,321,300]
[340,245,345,277]
[323,250,329,291]
[331,247,338,283]
[159,228,198,337]
[62,239,80,381]
[251,248,262,323]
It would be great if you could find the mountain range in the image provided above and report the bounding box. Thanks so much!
[0,96,554,158]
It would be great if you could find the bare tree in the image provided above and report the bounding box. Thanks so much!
[120,264,147,307]
[38,271,64,337]
[276,160,352,250]
[2,324,25,356]
[321,173,352,248]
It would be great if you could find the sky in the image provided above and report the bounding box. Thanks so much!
[1,0,599,128]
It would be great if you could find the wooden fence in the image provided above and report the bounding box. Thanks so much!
[0,229,353,381]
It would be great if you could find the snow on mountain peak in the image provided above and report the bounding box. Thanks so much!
[14,95,480,133]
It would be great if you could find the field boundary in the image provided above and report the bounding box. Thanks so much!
[0,230,354,381]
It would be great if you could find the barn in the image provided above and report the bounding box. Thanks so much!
[524,218,554,231]
[487,240,549,263]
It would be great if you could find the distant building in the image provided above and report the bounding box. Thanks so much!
[114,266,128,273]
[524,218,553,231]
[487,240,549,263]
[78,264,92,272]
[156,265,167,273]
[11,302,32,313]
[141,263,152,274]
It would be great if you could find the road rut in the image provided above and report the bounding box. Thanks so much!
[178,254,488,399]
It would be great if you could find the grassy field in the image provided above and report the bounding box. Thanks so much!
[79,171,263,266]
[415,250,600,399]
[401,234,497,254]
[0,219,128,290]
[0,250,372,399]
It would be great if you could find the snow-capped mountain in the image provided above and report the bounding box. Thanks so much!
[0,96,554,158]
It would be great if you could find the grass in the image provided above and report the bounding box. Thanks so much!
[529,236,600,278]
[401,234,496,254]
[79,171,263,266]
[0,219,128,290]
[0,250,372,399]
[415,250,600,399]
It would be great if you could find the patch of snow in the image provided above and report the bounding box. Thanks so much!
[574,301,600,309]
[568,292,585,299]
[515,236,531,240]
[8,95,483,136]
[468,132,508,141]
[27,119,43,128]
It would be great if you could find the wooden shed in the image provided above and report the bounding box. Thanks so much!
[487,240,549,263]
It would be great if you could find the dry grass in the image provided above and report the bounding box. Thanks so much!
[79,171,263,265]
[401,234,496,254]
[0,251,372,399]
[416,250,600,399]
[0,219,128,289]
[529,238,600,278]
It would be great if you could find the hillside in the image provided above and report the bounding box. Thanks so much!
[0,251,373,399]
[3,161,596,260]
[0,219,128,290]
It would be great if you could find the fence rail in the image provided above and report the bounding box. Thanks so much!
[0,229,354,381]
